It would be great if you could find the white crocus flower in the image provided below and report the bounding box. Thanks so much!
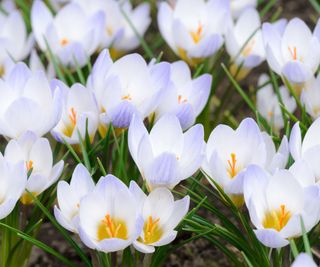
[226,8,265,80]
[155,60,212,130]
[51,81,99,145]
[0,63,62,139]
[158,0,230,66]
[230,0,257,18]
[202,118,276,206]
[289,117,320,182]
[31,0,105,67]
[129,182,190,253]
[129,114,205,191]
[244,165,320,248]
[54,164,95,233]
[262,18,320,90]
[78,175,143,253]
[0,155,27,219]
[301,75,320,119]
[29,49,55,80]
[257,74,296,131]
[87,49,170,131]
[0,9,34,61]
[291,253,317,267]
[74,0,151,58]
[4,131,64,205]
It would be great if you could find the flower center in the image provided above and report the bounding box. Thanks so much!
[190,23,203,44]
[140,216,162,244]
[97,214,128,240]
[263,204,291,232]
[62,108,77,137]
[227,153,239,178]
[178,95,188,104]
[0,65,5,78]
[106,26,113,36]
[60,38,69,46]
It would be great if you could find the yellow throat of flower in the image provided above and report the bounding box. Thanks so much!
[139,216,163,244]
[97,214,128,241]
[263,204,292,232]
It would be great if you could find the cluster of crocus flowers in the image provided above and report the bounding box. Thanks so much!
[158,0,230,66]
[128,114,205,191]
[256,74,296,131]
[54,164,189,253]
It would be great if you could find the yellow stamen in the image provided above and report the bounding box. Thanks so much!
[106,26,113,36]
[190,23,203,44]
[140,216,162,244]
[97,214,128,240]
[227,153,237,178]
[263,204,291,232]
[0,65,5,78]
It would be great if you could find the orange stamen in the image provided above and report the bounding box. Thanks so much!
[190,22,203,44]
[227,153,237,178]
[288,46,297,60]
[26,160,33,172]
[178,95,187,104]
[60,38,69,46]
[68,108,77,127]
[121,94,132,101]
[146,216,160,235]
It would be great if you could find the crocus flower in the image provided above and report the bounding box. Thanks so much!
[128,114,204,191]
[230,0,257,18]
[291,253,317,267]
[301,75,320,119]
[78,175,143,253]
[289,118,320,182]
[256,74,296,131]
[226,8,265,80]
[31,0,104,67]
[158,0,230,66]
[0,155,27,219]
[54,164,95,233]
[51,81,99,145]
[4,131,64,205]
[129,182,190,253]
[202,118,288,206]
[262,18,320,90]
[0,63,62,139]
[244,165,320,248]
[0,9,34,61]
[74,0,151,57]
[154,60,212,130]
[87,49,170,131]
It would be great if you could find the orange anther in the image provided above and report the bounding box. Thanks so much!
[288,46,297,60]
[69,107,77,127]
[227,153,237,178]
